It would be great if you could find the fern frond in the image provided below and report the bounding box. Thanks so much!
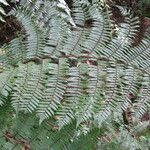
[56,65,81,128]
[133,74,150,119]
[0,0,150,149]
[13,8,46,60]
[0,68,16,105]
[44,18,70,58]
[128,33,150,74]
[11,62,45,112]
[82,5,112,58]
[59,0,91,56]
[3,37,25,66]
[62,128,100,150]
[101,14,139,59]
[131,121,150,135]
[37,58,69,123]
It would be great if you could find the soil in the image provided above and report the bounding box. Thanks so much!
[0,16,22,45]
[0,1,21,46]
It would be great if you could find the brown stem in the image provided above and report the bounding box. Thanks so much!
[4,131,31,150]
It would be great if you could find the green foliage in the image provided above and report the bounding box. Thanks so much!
[137,0,150,16]
[0,0,149,149]
[0,0,9,22]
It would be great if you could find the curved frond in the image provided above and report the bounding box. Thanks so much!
[0,0,150,149]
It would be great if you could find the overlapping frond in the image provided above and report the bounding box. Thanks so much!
[2,37,24,66]
[37,58,69,122]
[0,68,16,105]
[11,62,45,112]
[0,0,149,149]
[14,8,46,60]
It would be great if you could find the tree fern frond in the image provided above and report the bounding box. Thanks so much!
[56,65,81,128]
[59,0,92,56]
[13,8,46,60]
[3,37,25,66]
[101,14,139,60]
[62,128,100,150]
[131,120,150,135]
[75,63,94,126]
[94,62,123,126]
[44,18,70,58]
[11,62,45,112]
[0,68,16,105]
[82,5,112,58]
[75,61,107,126]
[19,0,41,11]
[128,32,150,74]
[0,0,9,22]
[133,74,150,119]
[0,0,150,149]
[37,58,69,123]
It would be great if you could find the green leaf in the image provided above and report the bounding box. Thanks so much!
[0,0,9,6]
